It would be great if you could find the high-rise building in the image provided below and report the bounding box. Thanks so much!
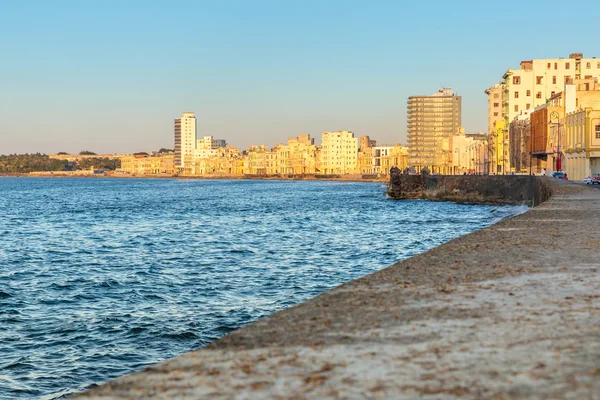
[407,88,462,173]
[174,112,197,170]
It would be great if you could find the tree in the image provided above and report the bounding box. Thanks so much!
[158,148,173,153]
[77,157,120,170]
[79,150,97,155]
[0,153,68,173]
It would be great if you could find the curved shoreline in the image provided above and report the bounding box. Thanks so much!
[1,173,389,183]
[74,179,600,399]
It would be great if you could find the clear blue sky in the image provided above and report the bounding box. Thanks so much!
[0,0,598,154]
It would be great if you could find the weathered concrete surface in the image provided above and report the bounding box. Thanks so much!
[74,180,600,399]
[388,175,553,207]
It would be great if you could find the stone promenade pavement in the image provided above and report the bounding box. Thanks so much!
[75,179,600,399]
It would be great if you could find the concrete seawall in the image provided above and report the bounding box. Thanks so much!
[75,179,599,399]
[388,174,553,207]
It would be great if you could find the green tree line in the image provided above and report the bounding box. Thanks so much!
[77,157,120,170]
[0,153,120,173]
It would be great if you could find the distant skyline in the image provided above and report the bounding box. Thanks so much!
[1,0,598,154]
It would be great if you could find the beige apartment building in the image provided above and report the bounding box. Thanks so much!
[197,136,227,151]
[287,134,317,174]
[358,136,376,174]
[372,144,408,175]
[564,80,600,180]
[174,112,196,172]
[492,53,600,172]
[408,88,462,174]
[450,130,487,175]
[565,108,600,180]
[484,84,504,173]
[484,84,504,137]
[243,136,316,176]
[187,145,243,175]
[319,131,358,174]
[509,113,532,173]
[120,153,175,175]
[243,145,271,175]
[529,78,600,177]
[389,144,409,173]
[502,54,600,124]
[274,144,291,175]
[194,135,227,159]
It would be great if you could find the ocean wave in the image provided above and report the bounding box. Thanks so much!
[0,178,524,398]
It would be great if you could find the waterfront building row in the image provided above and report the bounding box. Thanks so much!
[120,121,410,176]
[486,78,600,179]
[485,53,600,178]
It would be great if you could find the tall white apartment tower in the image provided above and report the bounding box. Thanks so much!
[174,112,197,170]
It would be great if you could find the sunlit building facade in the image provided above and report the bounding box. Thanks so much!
[319,131,358,174]
[174,112,196,172]
[408,88,462,174]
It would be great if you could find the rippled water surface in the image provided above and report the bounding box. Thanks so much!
[0,177,525,398]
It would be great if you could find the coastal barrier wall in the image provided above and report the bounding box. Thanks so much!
[74,179,600,399]
[388,174,553,207]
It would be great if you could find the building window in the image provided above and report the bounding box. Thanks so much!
[526,104,531,110]
[585,75,592,79]
[554,62,558,70]
[587,62,591,69]
[565,62,570,69]
[536,76,543,84]
[553,76,557,84]
[494,112,499,117]
[547,62,551,69]
[551,91,556,97]
[515,91,519,98]
[493,102,499,107]
[513,76,521,85]
[536,92,542,99]
[526,90,531,96]
[598,62,600,69]
[565,76,571,84]
[514,105,519,112]
[596,125,600,139]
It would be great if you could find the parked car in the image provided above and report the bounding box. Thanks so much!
[584,174,600,184]
[550,171,565,179]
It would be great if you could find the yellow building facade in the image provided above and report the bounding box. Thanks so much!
[243,135,317,176]
[243,145,271,175]
[189,146,244,176]
[286,134,317,175]
[120,154,175,175]
[372,145,408,175]
[565,107,600,180]
[357,136,376,174]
